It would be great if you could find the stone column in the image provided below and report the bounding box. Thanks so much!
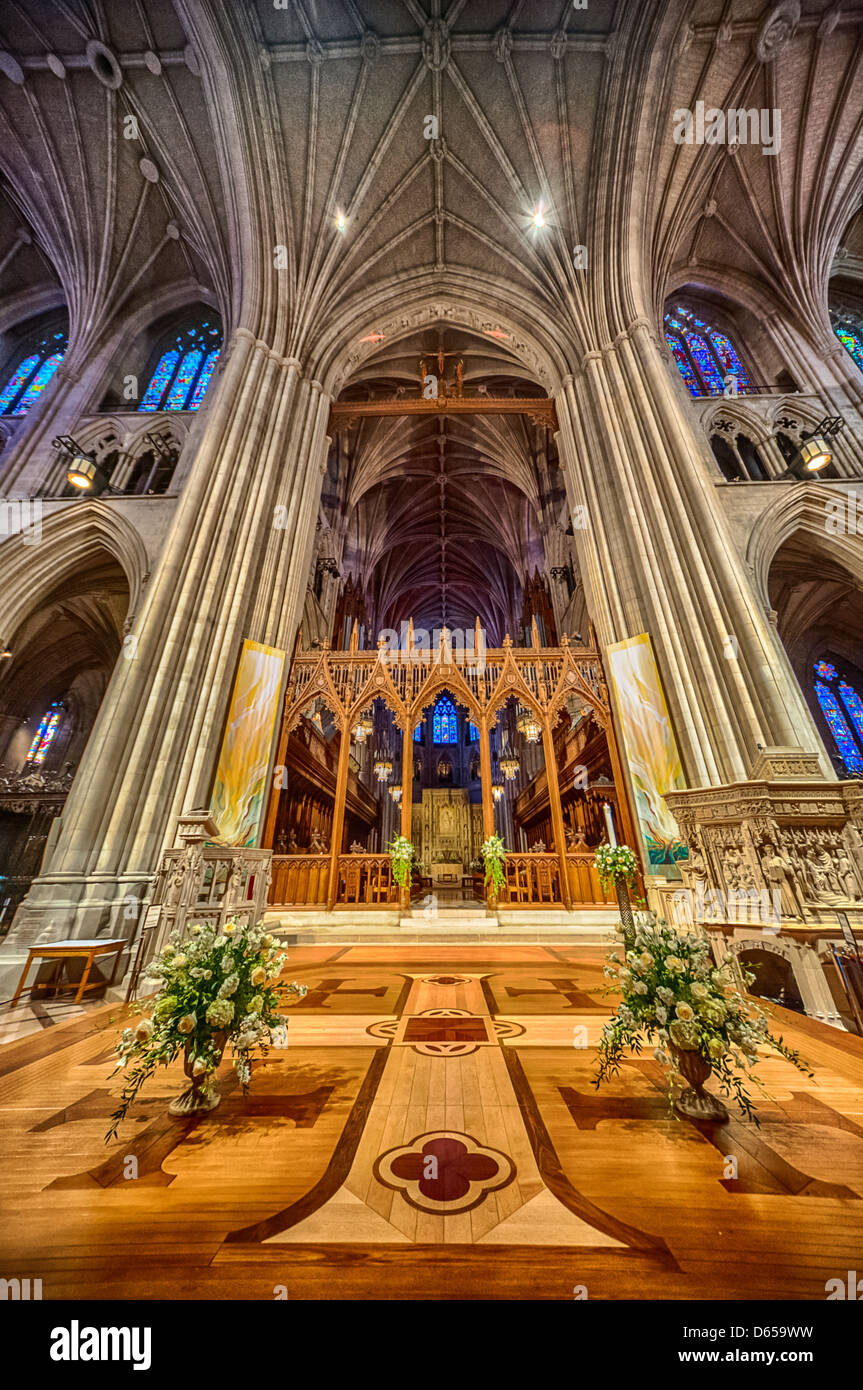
[555,317,831,791]
[9,332,331,944]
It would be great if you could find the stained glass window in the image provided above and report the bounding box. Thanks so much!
[138,322,221,411]
[814,661,863,774]
[432,696,457,744]
[26,704,62,766]
[188,349,219,409]
[664,304,752,397]
[139,350,179,410]
[468,721,479,742]
[413,723,422,743]
[839,681,863,744]
[12,352,64,414]
[0,330,67,416]
[830,309,863,374]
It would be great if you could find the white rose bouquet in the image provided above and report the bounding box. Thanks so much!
[106,919,307,1139]
[595,913,810,1123]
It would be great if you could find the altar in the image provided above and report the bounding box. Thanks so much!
[416,787,483,878]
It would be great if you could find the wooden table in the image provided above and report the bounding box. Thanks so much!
[11,938,126,1007]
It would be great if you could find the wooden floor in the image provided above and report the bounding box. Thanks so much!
[1,943,862,1300]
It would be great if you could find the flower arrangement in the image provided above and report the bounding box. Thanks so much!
[594,842,639,892]
[481,833,506,895]
[595,913,810,1124]
[388,835,414,889]
[106,919,307,1139]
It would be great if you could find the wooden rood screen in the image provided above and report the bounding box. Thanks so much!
[265,626,637,911]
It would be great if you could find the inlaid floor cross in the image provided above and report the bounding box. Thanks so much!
[502,976,602,1010]
[289,977,390,1009]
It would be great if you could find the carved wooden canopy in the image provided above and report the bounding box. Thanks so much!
[282,627,610,737]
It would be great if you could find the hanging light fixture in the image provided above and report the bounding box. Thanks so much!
[373,752,393,782]
[492,781,504,803]
[499,751,520,780]
[516,705,542,744]
[352,709,373,743]
[389,785,402,804]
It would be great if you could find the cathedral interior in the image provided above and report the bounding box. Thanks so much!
[0,0,862,1328]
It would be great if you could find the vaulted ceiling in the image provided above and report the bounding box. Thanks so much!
[0,0,861,639]
[328,323,562,641]
[1,1,859,364]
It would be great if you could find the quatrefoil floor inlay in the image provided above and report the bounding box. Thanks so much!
[374,1130,515,1214]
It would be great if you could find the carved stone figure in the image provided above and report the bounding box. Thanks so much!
[759,841,806,920]
[835,849,862,902]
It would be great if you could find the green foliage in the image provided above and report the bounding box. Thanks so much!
[388,835,414,888]
[594,912,811,1124]
[481,833,506,894]
[106,919,307,1141]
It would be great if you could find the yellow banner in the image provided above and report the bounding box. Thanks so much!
[210,639,285,847]
[606,632,687,876]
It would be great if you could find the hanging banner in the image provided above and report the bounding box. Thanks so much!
[606,632,687,876]
[210,639,286,847]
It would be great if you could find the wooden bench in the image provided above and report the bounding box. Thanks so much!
[11,938,126,1007]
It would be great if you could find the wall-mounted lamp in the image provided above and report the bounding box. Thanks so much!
[52,436,119,495]
[782,416,844,479]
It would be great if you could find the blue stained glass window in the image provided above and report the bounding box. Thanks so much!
[836,326,863,372]
[839,681,863,745]
[665,333,699,395]
[413,724,422,742]
[468,721,479,742]
[433,696,457,744]
[138,322,222,412]
[165,349,202,409]
[685,333,725,393]
[188,349,218,409]
[664,304,752,398]
[814,660,863,774]
[831,308,863,374]
[710,332,753,390]
[26,704,62,766]
[0,353,40,413]
[11,352,64,414]
[0,327,67,416]
[139,350,179,410]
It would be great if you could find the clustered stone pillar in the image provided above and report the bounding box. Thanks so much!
[10,330,331,944]
[554,317,834,792]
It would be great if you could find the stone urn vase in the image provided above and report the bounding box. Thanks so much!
[670,1045,729,1123]
[169,1029,227,1117]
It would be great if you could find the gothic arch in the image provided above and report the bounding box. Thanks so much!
[746,484,863,612]
[0,502,149,643]
[313,283,571,400]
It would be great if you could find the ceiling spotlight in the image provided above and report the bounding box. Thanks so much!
[335,210,347,232]
[532,203,547,228]
[0,641,11,659]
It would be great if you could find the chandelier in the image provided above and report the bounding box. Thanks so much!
[389,785,403,804]
[374,754,393,782]
[499,752,520,780]
[352,710,373,743]
[516,706,542,744]
[492,782,504,803]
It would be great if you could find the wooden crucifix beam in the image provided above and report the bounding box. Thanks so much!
[328,395,558,432]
